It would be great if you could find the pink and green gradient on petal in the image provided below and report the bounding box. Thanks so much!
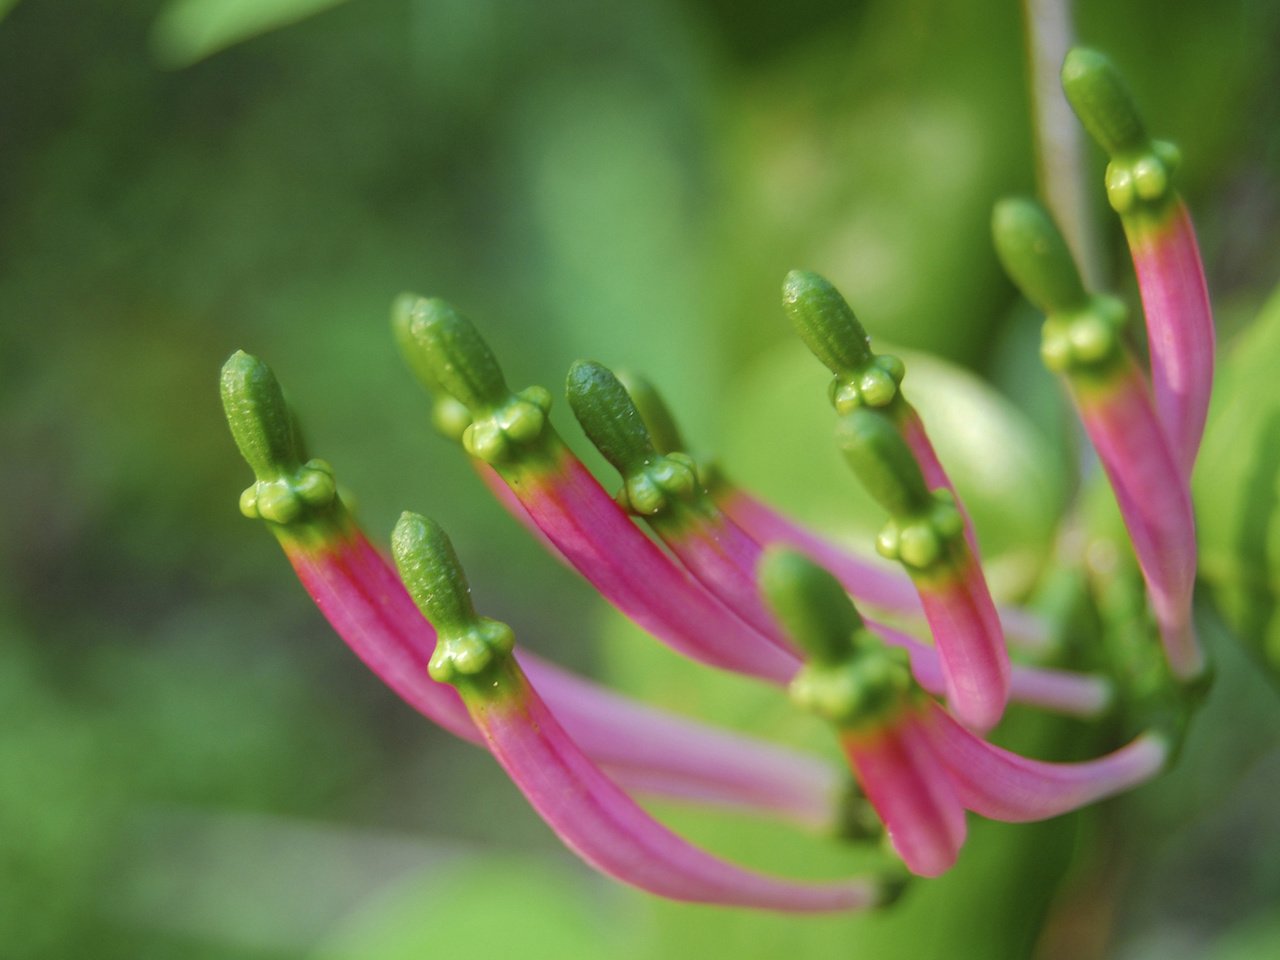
[1062,47,1215,478]
[391,511,889,912]
[1125,200,1215,474]
[837,408,1010,731]
[840,708,968,877]
[992,195,1204,682]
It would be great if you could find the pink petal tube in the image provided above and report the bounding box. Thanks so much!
[916,557,1011,733]
[658,510,794,654]
[871,620,1111,719]
[1073,365,1202,678]
[526,667,839,829]
[840,711,968,878]
[719,487,1051,653]
[284,524,838,825]
[898,407,980,557]
[473,460,569,567]
[504,450,798,683]
[286,529,477,742]
[924,702,1167,822]
[474,671,884,911]
[1127,200,1215,477]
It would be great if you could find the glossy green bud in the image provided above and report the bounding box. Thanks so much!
[782,270,874,375]
[566,360,659,477]
[400,297,510,412]
[835,409,933,519]
[614,369,687,456]
[1061,48,1148,157]
[221,350,302,482]
[991,198,1089,316]
[759,548,864,666]
[391,511,515,686]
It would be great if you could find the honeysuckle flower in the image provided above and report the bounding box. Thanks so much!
[992,197,1202,682]
[388,510,891,912]
[783,271,1011,731]
[220,45,1215,907]
[1062,48,1215,478]
[760,549,1169,878]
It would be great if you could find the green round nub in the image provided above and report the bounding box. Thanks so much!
[614,369,688,456]
[400,297,510,412]
[759,549,864,666]
[992,198,1088,315]
[566,360,658,476]
[835,409,933,519]
[1061,47,1147,158]
[221,350,303,482]
[782,270,874,375]
[391,511,515,686]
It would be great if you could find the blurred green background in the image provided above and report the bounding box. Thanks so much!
[2,0,1280,957]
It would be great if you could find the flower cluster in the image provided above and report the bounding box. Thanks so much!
[222,49,1212,911]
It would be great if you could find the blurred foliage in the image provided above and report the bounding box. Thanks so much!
[1,0,1279,957]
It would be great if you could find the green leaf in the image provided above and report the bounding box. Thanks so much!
[1194,282,1280,685]
[151,0,352,68]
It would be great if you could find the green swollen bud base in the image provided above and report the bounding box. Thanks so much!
[429,617,517,687]
[830,354,906,414]
[239,458,338,526]
[789,646,913,730]
[1040,294,1128,377]
[875,490,964,574]
[462,385,554,465]
[616,452,700,518]
[1105,141,1181,219]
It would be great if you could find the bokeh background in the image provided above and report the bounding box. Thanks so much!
[3,0,1280,957]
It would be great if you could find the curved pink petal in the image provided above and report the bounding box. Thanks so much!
[898,408,980,557]
[526,666,839,830]
[840,711,967,877]
[1127,200,1215,476]
[871,620,1110,718]
[658,511,794,653]
[475,672,884,911]
[720,487,1050,652]
[509,451,798,683]
[916,557,1011,732]
[924,702,1168,822]
[1073,364,1201,678]
[284,523,837,825]
[286,528,476,741]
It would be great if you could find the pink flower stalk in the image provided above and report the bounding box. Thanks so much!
[397,297,796,683]
[1071,366,1201,678]
[1126,200,1215,475]
[992,196,1204,681]
[392,511,888,912]
[566,359,795,651]
[763,548,1168,879]
[221,350,841,827]
[1061,48,1216,476]
[717,486,1052,651]
[837,407,1011,731]
[922,702,1168,823]
[871,619,1110,719]
[839,706,968,877]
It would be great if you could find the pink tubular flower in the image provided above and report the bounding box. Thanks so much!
[1062,48,1215,476]
[992,196,1204,681]
[220,45,1218,902]
[389,510,889,912]
[761,548,1168,879]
